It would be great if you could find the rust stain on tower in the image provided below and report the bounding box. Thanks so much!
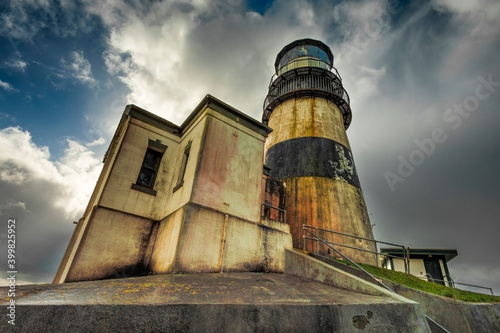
[263,38,377,264]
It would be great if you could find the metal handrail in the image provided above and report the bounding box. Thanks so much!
[303,228,452,333]
[271,57,342,84]
[303,225,410,274]
[261,202,286,223]
[262,58,352,129]
[264,74,350,110]
[421,275,494,296]
[303,225,496,297]
[303,227,395,292]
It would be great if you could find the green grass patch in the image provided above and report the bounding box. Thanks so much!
[333,259,500,303]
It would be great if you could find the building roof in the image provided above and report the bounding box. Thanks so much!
[123,94,272,137]
[274,38,334,69]
[380,248,458,262]
[181,94,272,136]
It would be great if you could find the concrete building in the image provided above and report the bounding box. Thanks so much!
[54,96,292,283]
[381,248,458,287]
[54,38,376,283]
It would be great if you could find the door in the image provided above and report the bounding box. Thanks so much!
[424,259,444,285]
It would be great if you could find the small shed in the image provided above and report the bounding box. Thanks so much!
[381,248,458,287]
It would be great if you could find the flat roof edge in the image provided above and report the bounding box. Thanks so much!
[123,95,272,138]
[181,94,272,136]
[380,248,458,262]
[124,104,180,135]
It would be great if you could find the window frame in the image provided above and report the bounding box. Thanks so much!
[173,141,192,193]
[131,139,167,196]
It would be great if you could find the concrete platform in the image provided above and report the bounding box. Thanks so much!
[1,272,430,332]
[6,273,395,306]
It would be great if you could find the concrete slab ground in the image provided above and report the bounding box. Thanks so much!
[1,272,429,332]
[5,273,391,306]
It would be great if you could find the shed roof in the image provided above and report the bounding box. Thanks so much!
[380,248,458,262]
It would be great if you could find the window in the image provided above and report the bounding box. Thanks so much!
[173,141,191,192]
[132,139,167,195]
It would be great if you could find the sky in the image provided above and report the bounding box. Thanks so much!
[0,0,499,295]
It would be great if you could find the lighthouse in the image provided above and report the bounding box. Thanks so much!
[263,38,376,264]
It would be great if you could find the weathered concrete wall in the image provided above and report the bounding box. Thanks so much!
[98,112,207,221]
[285,177,376,264]
[192,112,266,222]
[2,271,434,333]
[164,114,207,216]
[54,113,131,283]
[265,98,350,151]
[265,96,376,265]
[56,96,292,283]
[286,249,394,297]
[167,203,292,274]
[284,249,431,332]
[259,217,293,272]
[175,204,226,273]
[99,119,181,220]
[147,207,185,274]
[65,207,154,282]
[223,214,292,273]
[382,279,500,333]
[4,303,434,333]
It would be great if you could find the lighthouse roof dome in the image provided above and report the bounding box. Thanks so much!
[274,38,334,71]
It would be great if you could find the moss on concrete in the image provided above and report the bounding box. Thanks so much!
[335,259,500,303]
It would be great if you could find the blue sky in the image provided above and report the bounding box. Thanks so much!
[1,0,500,295]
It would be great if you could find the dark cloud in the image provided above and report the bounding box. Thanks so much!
[0,178,74,283]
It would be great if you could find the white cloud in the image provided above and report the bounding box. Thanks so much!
[0,165,29,185]
[60,50,97,87]
[0,127,102,219]
[95,0,327,126]
[5,58,28,71]
[352,66,386,102]
[87,137,106,147]
[0,79,18,92]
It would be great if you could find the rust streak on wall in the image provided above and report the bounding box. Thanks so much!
[218,213,229,272]
[264,94,376,265]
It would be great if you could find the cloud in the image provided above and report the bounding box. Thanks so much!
[0,79,18,92]
[0,200,27,215]
[0,126,103,284]
[429,0,500,81]
[0,126,102,218]
[351,66,386,103]
[0,111,17,123]
[42,50,97,89]
[96,0,327,126]
[59,50,97,87]
[86,137,106,147]
[0,0,95,41]
[4,58,28,72]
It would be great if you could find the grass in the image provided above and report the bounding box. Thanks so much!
[333,259,500,303]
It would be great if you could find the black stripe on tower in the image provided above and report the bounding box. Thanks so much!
[265,137,361,189]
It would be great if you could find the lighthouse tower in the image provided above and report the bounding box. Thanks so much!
[263,38,376,264]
